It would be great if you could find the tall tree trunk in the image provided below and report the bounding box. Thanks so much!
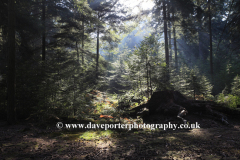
[140,78,142,96]
[7,0,16,125]
[2,27,8,110]
[193,89,196,100]
[172,8,178,71]
[73,77,76,116]
[42,0,46,61]
[82,15,84,66]
[168,27,172,65]
[41,0,46,109]
[146,57,149,100]
[198,29,203,59]
[208,0,213,78]
[163,0,169,81]
[96,12,100,79]
[76,41,79,63]
[2,26,8,81]
[149,63,152,96]
[137,73,139,89]
[76,41,80,74]
[168,5,172,66]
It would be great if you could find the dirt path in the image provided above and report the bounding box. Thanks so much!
[0,118,240,160]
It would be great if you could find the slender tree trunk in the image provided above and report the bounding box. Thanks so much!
[172,9,178,71]
[41,0,46,109]
[149,64,152,96]
[140,76,142,96]
[193,89,195,100]
[2,26,8,110]
[42,0,46,61]
[208,0,213,78]
[138,73,139,89]
[76,41,79,63]
[163,0,169,81]
[2,26,7,72]
[168,5,172,66]
[7,0,16,125]
[198,29,203,59]
[168,28,172,65]
[73,77,76,116]
[96,12,100,79]
[146,58,149,99]
[76,41,80,75]
[82,15,84,66]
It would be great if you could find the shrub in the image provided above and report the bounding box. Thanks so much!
[231,75,240,96]
[216,93,240,109]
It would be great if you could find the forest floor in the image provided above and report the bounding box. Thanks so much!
[0,115,240,160]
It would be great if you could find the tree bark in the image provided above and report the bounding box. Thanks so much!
[96,12,100,79]
[208,0,213,79]
[163,0,169,81]
[76,41,79,63]
[172,8,178,71]
[42,0,46,61]
[76,41,80,73]
[73,76,76,116]
[149,63,152,96]
[168,5,172,66]
[168,27,172,66]
[146,57,149,99]
[7,0,16,125]
[194,89,196,100]
[82,15,84,66]
[198,29,203,59]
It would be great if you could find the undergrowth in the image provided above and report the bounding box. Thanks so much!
[216,93,240,109]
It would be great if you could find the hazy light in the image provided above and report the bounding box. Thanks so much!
[119,0,154,14]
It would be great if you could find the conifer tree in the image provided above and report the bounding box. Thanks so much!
[89,0,126,79]
[7,0,16,124]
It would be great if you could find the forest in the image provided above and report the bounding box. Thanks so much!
[1,0,240,159]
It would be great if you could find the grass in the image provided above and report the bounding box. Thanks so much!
[80,130,113,140]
